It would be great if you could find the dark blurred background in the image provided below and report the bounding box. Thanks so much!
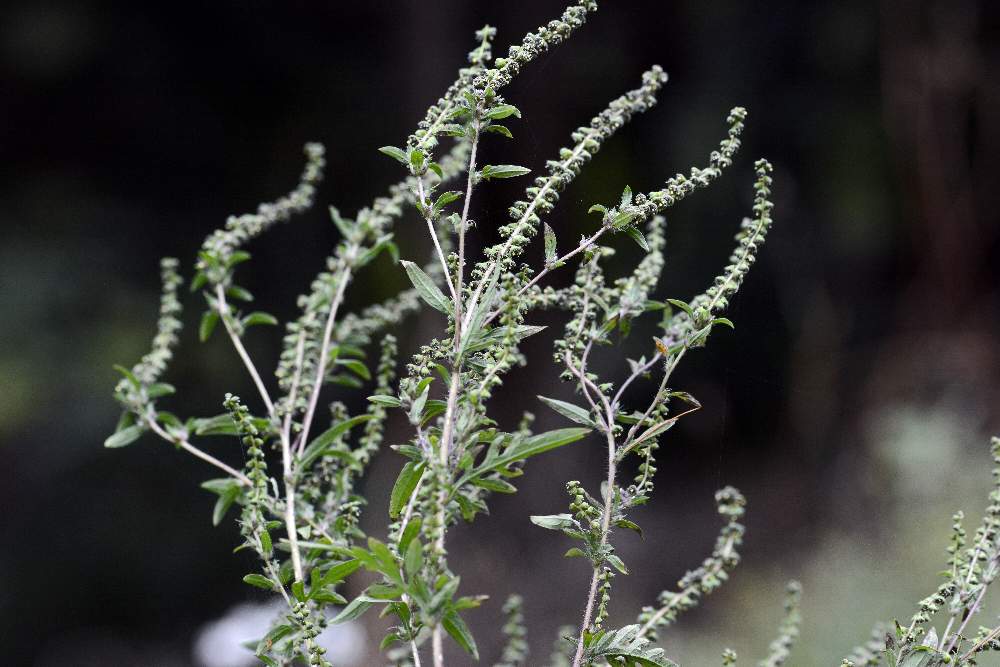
[3,0,1000,664]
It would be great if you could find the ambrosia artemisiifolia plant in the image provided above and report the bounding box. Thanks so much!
[105,2,1000,665]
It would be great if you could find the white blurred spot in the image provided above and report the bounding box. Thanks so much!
[193,600,366,667]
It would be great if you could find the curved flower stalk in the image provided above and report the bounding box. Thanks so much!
[636,487,747,641]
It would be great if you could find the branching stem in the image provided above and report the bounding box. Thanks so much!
[146,414,251,485]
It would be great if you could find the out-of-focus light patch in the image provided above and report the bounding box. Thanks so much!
[193,601,366,667]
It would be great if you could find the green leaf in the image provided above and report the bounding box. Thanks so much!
[470,477,518,493]
[460,427,590,486]
[615,519,644,539]
[242,311,278,328]
[399,516,422,555]
[113,364,141,388]
[336,358,371,381]
[537,395,595,427]
[193,413,239,436]
[367,394,401,408]
[666,391,701,408]
[356,233,396,268]
[400,260,450,314]
[227,285,253,302]
[211,485,241,526]
[259,530,272,557]
[480,164,531,180]
[433,191,463,213]
[485,124,513,139]
[665,298,694,317]
[611,209,635,229]
[408,148,426,172]
[409,383,430,425]
[389,462,425,518]
[620,185,633,207]
[189,272,208,292]
[530,514,576,530]
[711,317,735,329]
[331,596,376,624]
[457,264,500,361]
[146,383,175,398]
[299,414,376,469]
[629,418,679,450]
[226,250,251,267]
[104,424,144,448]
[588,204,607,216]
[243,574,274,590]
[625,226,649,252]
[485,104,521,120]
[607,554,628,574]
[329,205,353,238]
[564,547,587,558]
[199,310,220,342]
[255,624,293,658]
[320,559,361,587]
[291,580,306,603]
[404,538,423,577]
[543,223,558,264]
[442,611,479,660]
[378,146,408,165]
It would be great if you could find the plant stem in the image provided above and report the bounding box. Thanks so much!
[298,263,352,456]
[290,261,352,584]
[945,557,998,655]
[572,405,618,667]
[216,284,276,418]
[417,177,458,305]
[282,332,306,450]
[282,432,304,582]
[146,415,251,485]
[959,622,1000,663]
[432,628,444,667]
[482,226,607,329]
[454,123,480,344]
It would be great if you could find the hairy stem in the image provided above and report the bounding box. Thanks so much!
[432,628,444,667]
[417,177,458,305]
[216,284,276,418]
[572,405,618,667]
[960,622,1000,663]
[298,263,352,456]
[454,123,480,343]
[146,414,251,485]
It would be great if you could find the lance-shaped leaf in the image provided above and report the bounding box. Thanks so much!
[480,164,531,180]
[538,395,596,427]
[389,461,425,518]
[400,260,450,314]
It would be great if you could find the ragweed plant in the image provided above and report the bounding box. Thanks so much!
[840,437,1000,667]
[107,2,805,665]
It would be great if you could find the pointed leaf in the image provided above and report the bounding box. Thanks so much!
[537,395,595,427]
[480,164,531,180]
[104,424,144,448]
[401,260,450,314]
[442,611,479,660]
[378,146,408,165]
[389,461,425,518]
